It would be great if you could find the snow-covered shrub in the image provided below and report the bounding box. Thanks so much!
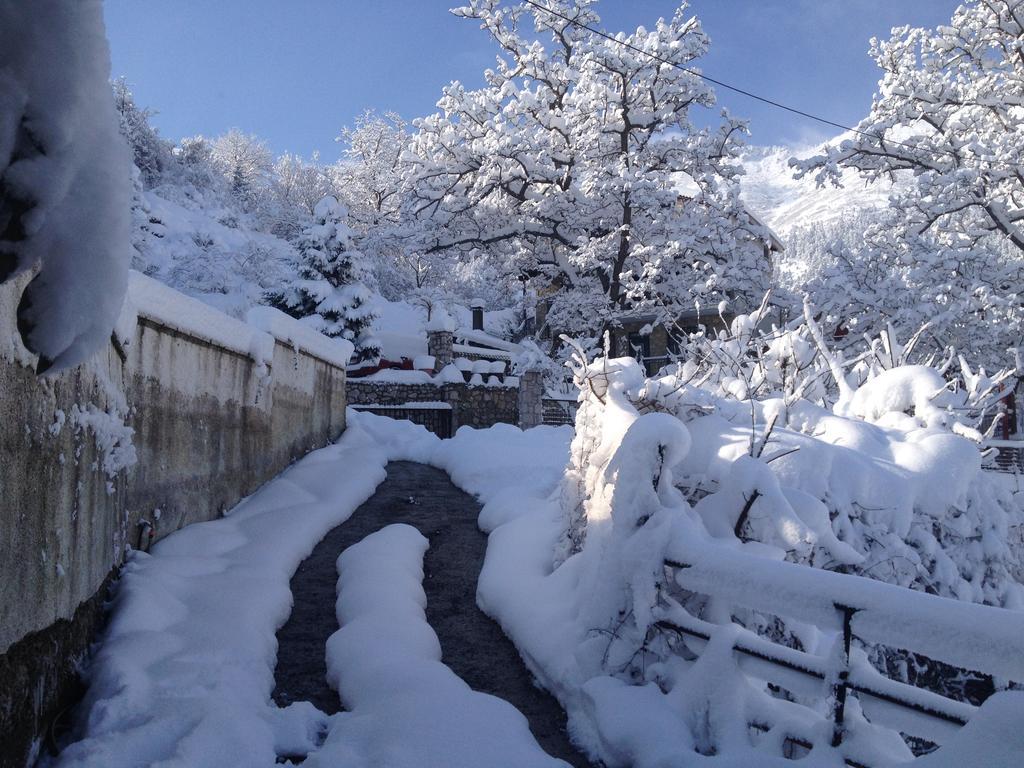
[555,307,1024,746]
[268,196,380,362]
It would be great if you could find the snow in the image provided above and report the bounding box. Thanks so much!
[453,327,522,354]
[50,414,567,767]
[246,305,354,369]
[133,188,296,319]
[847,365,949,425]
[350,401,452,410]
[67,403,137,481]
[912,692,1024,768]
[435,363,468,383]
[357,368,435,384]
[51,419,393,768]
[127,270,275,363]
[669,537,1024,680]
[737,138,900,236]
[412,354,435,370]
[0,0,134,371]
[51,407,1024,767]
[424,306,456,332]
[310,524,568,768]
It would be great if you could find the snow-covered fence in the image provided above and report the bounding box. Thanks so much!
[987,439,1024,474]
[0,271,351,764]
[662,541,1023,756]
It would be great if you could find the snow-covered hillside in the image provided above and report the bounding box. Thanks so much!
[739,136,903,236]
[133,185,296,319]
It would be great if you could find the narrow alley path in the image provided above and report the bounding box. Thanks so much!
[271,461,593,767]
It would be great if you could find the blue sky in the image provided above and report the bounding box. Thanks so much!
[104,0,961,161]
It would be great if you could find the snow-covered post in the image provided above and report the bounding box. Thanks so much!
[830,604,857,747]
[426,307,455,371]
[517,370,544,430]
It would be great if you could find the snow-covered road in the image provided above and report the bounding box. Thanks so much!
[272,460,589,766]
[46,410,1024,768]
[48,413,574,768]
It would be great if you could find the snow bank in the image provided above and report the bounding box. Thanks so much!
[0,0,134,371]
[309,524,568,768]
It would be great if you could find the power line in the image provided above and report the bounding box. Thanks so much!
[520,0,1018,174]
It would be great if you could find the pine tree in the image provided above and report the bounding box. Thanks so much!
[270,196,380,363]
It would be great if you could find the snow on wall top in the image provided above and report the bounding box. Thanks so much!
[124,271,275,362]
[122,272,353,370]
[246,305,353,369]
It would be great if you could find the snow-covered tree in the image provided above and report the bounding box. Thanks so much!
[407,0,770,339]
[211,128,273,211]
[332,110,433,299]
[334,110,409,231]
[792,0,1024,367]
[264,152,333,240]
[269,196,380,362]
[112,78,172,186]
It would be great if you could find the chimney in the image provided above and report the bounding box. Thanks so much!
[470,298,485,331]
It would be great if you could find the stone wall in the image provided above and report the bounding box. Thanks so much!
[347,378,520,435]
[0,273,348,767]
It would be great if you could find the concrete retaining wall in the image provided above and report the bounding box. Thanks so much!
[0,272,348,766]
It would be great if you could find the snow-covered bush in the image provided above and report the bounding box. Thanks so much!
[554,307,1024,749]
[269,196,380,362]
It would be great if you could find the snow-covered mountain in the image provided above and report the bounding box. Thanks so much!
[738,137,902,237]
